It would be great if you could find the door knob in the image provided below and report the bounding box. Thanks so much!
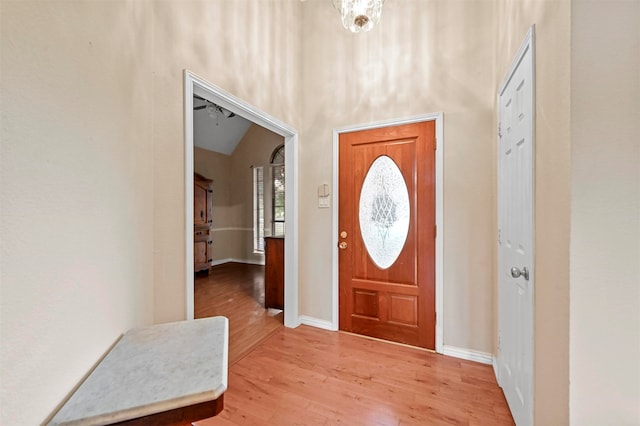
[339,241,348,249]
[510,266,530,281]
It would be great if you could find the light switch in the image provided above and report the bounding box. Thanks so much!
[318,196,330,208]
[317,184,329,197]
[318,183,330,208]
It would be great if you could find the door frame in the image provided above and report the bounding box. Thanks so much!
[183,70,299,328]
[332,113,444,353]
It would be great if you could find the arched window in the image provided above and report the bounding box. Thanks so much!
[271,145,285,236]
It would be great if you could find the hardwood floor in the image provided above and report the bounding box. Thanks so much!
[195,262,283,366]
[197,325,514,426]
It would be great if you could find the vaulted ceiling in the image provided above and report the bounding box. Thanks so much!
[193,95,252,155]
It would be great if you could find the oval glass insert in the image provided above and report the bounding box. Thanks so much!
[358,155,410,270]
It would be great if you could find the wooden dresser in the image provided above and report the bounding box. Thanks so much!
[264,236,284,310]
[194,173,213,273]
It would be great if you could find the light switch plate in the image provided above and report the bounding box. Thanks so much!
[318,197,330,208]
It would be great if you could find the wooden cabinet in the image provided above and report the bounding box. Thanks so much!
[194,173,213,227]
[194,173,213,273]
[194,225,213,273]
[264,237,284,310]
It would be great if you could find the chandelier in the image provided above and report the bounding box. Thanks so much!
[332,0,385,33]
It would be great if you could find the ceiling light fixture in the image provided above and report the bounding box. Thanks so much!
[194,95,236,125]
[207,105,235,125]
[332,0,385,33]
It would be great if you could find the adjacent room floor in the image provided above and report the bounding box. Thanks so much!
[195,262,283,366]
[197,325,514,425]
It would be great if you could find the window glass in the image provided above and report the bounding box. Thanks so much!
[253,167,264,252]
[271,145,285,236]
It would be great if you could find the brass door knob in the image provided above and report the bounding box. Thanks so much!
[339,241,348,249]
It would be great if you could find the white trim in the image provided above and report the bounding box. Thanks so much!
[331,112,445,353]
[443,345,493,365]
[284,134,299,329]
[184,70,299,328]
[211,227,253,232]
[493,356,500,385]
[184,75,195,320]
[434,114,444,354]
[210,258,265,267]
[299,316,336,331]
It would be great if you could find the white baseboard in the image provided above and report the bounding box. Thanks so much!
[291,322,494,366]
[235,258,265,266]
[442,345,493,365]
[211,258,265,266]
[298,316,337,331]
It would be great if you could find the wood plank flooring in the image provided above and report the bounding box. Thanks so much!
[197,325,514,426]
[195,262,283,366]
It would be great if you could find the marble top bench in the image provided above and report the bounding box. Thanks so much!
[48,316,229,426]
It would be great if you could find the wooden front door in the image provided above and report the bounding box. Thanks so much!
[339,121,436,349]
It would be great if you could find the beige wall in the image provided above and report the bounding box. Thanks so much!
[194,147,236,261]
[0,0,301,423]
[0,1,155,424]
[194,125,284,263]
[301,0,496,353]
[230,124,285,262]
[570,0,640,423]
[152,0,302,324]
[495,0,572,423]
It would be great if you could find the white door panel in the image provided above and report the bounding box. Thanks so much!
[498,27,535,426]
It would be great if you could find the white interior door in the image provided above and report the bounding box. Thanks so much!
[497,27,535,426]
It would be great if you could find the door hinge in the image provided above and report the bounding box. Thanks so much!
[498,228,502,244]
[434,138,437,151]
[434,225,437,238]
[498,123,502,138]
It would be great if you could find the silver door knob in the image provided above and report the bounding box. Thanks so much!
[510,266,530,281]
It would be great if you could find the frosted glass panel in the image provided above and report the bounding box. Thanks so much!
[359,155,410,269]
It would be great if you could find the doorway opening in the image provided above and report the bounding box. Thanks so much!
[183,70,299,335]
